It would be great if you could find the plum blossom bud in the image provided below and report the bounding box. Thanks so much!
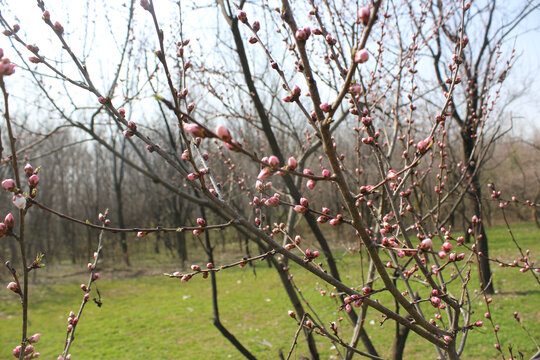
[7,281,19,293]
[321,169,331,178]
[197,218,206,227]
[13,346,21,356]
[12,194,26,210]
[24,163,34,176]
[257,168,273,181]
[300,197,309,207]
[420,238,432,251]
[442,242,453,252]
[2,178,15,191]
[191,264,200,271]
[93,273,100,280]
[267,155,280,168]
[252,21,260,32]
[98,96,107,104]
[319,103,331,113]
[237,10,247,23]
[187,173,199,181]
[140,0,150,10]
[183,123,206,138]
[386,170,397,180]
[136,231,147,238]
[28,333,41,344]
[42,11,50,20]
[4,213,14,228]
[306,179,316,189]
[288,310,296,318]
[293,205,307,214]
[416,137,432,154]
[28,174,39,187]
[0,57,16,76]
[127,121,137,131]
[216,125,232,142]
[287,157,297,170]
[358,6,370,25]
[354,49,369,64]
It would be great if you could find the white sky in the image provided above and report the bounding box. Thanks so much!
[0,0,539,140]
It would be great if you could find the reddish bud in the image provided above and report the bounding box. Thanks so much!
[358,7,370,25]
[354,49,369,64]
[7,281,19,293]
[216,124,232,142]
[319,103,331,113]
[2,179,15,191]
[237,10,247,23]
[197,218,206,227]
[4,213,14,228]
[287,157,297,170]
[28,174,39,187]
[53,21,64,34]
[28,333,41,344]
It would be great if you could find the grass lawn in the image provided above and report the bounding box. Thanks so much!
[0,222,538,359]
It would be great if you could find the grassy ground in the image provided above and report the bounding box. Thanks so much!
[0,222,538,359]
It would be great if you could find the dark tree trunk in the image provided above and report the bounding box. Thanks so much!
[462,124,494,294]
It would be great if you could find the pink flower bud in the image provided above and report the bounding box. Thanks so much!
[267,155,280,168]
[237,10,247,23]
[416,137,432,153]
[430,296,441,307]
[358,7,370,25]
[257,168,273,181]
[2,178,15,191]
[300,197,309,207]
[13,346,21,356]
[84,293,90,301]
[187,173,199,181]
[321,169,331,178]
[7,281,19,293]
[98,96,107,104]
[420,238,432,251]
[4,213,14,228]
[127,121,137,131]
[386,170,397,180]
[28,333,41,344]
[183,123,207,138]
[442,242,453,252]
[293,205,307,214]
[197,218,206,227]
[12,194,26,210]
[306,179,316,189]
[287,157,297,170]
[288,310,296,318]
[93,273,100,280]
[136,231,147,238]
[252,21,260,32]
[284,243,295,250]
[28,174,39,187]
[354,49,369,64]
[216,124,232,142]
[191,265,200,271]
[437,250,447,259]
[319,103,331,113]
[295,29,308,41]
[24,164,34,176]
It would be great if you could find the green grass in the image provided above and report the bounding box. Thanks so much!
[0,223,538,359]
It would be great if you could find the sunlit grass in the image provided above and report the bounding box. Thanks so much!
[0,222,538,359]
